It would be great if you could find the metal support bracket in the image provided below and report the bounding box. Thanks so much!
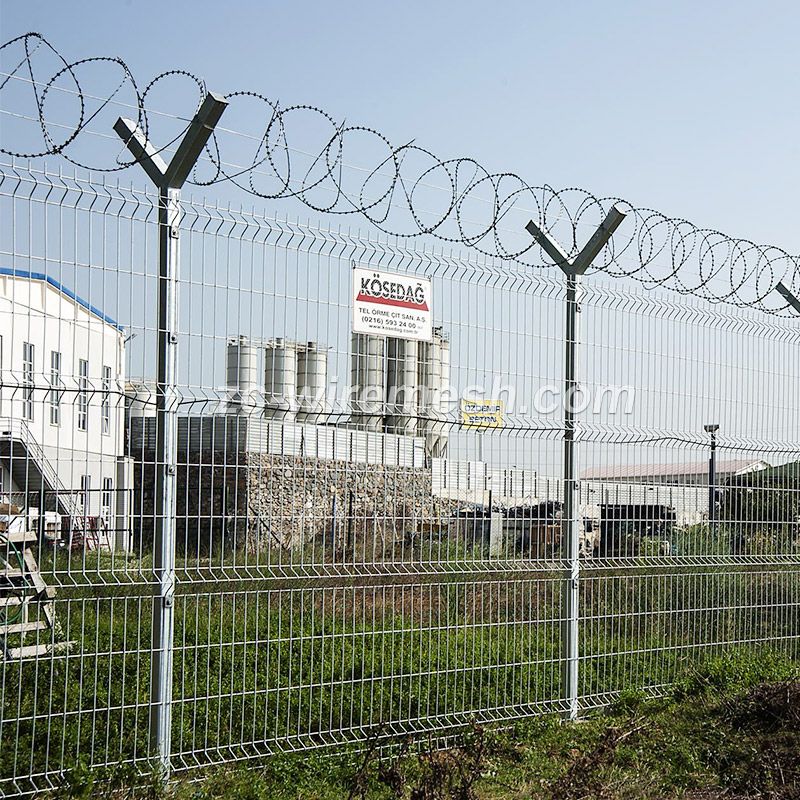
[525,206,627,277]
[114,91,228,191]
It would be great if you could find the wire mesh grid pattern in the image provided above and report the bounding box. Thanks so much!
[0,159,799,794]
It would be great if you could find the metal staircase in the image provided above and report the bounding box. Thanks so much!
[0,417,82,522]
[0,420,75,658]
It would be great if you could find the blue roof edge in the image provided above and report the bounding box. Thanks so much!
[0,267,124,331]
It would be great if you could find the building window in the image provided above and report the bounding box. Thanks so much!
[77,358,89,431]
[80,474,91,511]
[101,365,111,435]
[50,350,62,426]
[22,342,34,421]
[102,477,113,517]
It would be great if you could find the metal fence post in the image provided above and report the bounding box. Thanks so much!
[776,281,800,314]
[561,269,582,719]
[525,206,626,720]
[113,93,228,774]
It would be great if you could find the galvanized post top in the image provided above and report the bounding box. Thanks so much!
[776,281,800,315]
[113,92,228,189]
[525,204,627,277]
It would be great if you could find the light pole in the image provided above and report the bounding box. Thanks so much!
[704,423,719,523]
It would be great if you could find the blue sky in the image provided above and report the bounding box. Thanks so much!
[3,0,800,254]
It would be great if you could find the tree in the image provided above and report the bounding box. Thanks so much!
[719,461,800,554]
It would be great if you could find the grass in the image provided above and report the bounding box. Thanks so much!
[41,649,800,799]
[2,544,799,795]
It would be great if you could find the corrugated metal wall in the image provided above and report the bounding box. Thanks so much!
[129,415,425,468]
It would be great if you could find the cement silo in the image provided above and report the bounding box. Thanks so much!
[264,338,298,421]
[125,379,157,452]
[296,341,328,424]
[432,329,451,457]
[385,337,418,435]
[417,327,450,457]
[350,333,385,431]
[226,335,259,414]
[125,379,157,420]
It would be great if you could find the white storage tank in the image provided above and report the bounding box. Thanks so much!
[350,333,385,432]
[125,379,157,453]
[296,341,328,424]
[417,327,450,457]
[431,329,451,458]
[125,379,157,419]
[416,339,432,438]
[226,335,259,413]
[264,338,298,421]
[386,337,418,435]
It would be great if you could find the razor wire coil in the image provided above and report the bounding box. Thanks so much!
[2,31,799,313]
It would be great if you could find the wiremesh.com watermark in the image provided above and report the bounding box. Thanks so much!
[229,379,636,417]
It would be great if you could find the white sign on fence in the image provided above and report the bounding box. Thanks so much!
[352,266,433,341]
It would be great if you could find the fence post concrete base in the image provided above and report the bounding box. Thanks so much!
[488,512,505,558]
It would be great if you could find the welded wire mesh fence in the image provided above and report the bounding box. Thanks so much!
[0,159,798,795]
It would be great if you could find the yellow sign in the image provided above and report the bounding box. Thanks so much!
[460,399,504,429]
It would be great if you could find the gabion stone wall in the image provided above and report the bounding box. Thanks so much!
[133,453,456,558]
[244,454,456,556]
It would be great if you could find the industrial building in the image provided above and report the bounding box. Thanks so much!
[0,266,724,559]
[0,268,132,549]
[125,326,724,558]
[581,460,769,485]
[126,329,453,553]
[129,327,451,467]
